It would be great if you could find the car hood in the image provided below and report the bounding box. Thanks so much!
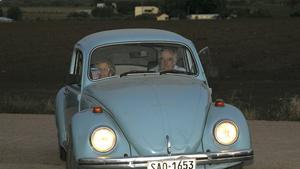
[85,75,210,156]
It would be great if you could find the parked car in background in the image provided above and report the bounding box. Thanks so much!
[55,29,253,169]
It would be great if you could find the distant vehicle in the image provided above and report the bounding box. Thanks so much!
[55,29,253,169]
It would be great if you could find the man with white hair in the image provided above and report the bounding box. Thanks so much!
[152,48,185,72]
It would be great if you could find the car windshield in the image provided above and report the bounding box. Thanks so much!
[89,43,197,80]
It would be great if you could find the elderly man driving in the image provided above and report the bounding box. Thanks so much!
[152,48,185,72]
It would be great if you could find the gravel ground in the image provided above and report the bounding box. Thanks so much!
[0,114,299,169]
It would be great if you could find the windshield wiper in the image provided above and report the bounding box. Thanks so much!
[120,70,156,77]
[159,70,194,75]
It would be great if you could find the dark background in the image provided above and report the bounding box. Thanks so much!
[0,19,299,120]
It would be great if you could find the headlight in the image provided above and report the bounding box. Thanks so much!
[214,120,239,145]
[90,127,116,152]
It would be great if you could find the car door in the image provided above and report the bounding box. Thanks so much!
[65,49,83,127]
[198,47,218,79]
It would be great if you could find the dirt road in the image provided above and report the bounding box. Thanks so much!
[0,114,299,169]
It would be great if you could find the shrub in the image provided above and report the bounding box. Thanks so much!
[231,8,251,17]
[249,8,272,17]
[290,10,300,17]
[289,95,300,120]
[226,90,257,120]
[7,6,23,20]
[231,8,272,18]
[91,7,114,18]
[264,95,300,121]
[0,8,3,17]
[67,11,90,19]
[0,92,55,114]
[135,14,156,20]
[117,1,138,15]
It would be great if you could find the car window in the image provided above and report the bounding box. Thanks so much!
[89,43,197,80]
[74,50,83,85]
[185,49,197,74]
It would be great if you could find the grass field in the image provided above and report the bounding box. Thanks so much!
[1,7,92,20]
[21,7,92,20]
[0,19,299,120]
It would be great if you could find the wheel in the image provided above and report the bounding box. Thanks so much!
[66,133,78,169]
[59,146,66,161]
[66,140,78,169]
[227,163,243,169]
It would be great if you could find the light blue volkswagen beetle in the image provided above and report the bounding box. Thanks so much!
[55,29,253,169]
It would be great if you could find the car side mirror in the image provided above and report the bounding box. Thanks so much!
[198,46,209,57]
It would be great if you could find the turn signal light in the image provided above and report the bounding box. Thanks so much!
[215,99,225,107]
[93,106,103,113]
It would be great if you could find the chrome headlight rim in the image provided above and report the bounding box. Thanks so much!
[214,120,239,146]
[90,126,117,153]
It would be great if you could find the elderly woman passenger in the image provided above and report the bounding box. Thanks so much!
[91,59,115,80]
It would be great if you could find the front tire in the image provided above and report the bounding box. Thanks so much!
[60,146,66,161]
[66,133,77,169]
[227,163,243,169]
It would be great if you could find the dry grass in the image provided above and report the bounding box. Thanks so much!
[226,89,257,120]
[227,94,300,121]
[288,95,300,120]
[224,88,300,121]
[0,91,55,114]
[263,95,300,121]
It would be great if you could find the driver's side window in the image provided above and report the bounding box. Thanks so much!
[71,50,83,85]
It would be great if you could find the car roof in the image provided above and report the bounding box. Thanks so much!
[76,29,193,52]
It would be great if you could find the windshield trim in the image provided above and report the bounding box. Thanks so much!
[87,41,199,82]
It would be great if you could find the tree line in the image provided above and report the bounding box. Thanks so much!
[0,0,225,16]
[0,6,23,20]
[1,0,299,20]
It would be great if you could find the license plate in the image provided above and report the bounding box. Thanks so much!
[147,159,196,169]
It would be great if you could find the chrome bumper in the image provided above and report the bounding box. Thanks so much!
[78,149,253,169]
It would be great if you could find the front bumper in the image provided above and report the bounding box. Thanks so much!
[78,149,253,169]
